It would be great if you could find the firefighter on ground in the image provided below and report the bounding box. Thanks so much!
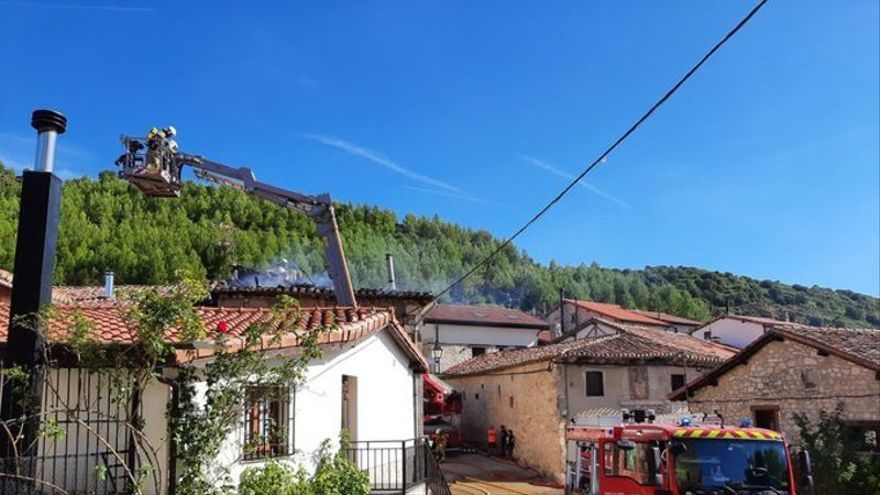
[431,428,447,463]
[487,425,497,454]
[499,425,509,457]
[505,429,516,459]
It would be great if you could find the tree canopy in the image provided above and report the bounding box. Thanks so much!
[0,164,876,327]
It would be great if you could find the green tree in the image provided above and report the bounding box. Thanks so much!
[0,162,876,327]
[792,403,880,495]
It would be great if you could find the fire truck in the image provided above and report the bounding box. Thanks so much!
[564,411,813,495]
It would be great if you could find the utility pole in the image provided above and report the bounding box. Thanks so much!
[0,110,66,473]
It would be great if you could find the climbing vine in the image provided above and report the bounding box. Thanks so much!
[0,275,357,495]
[169,294,326,494]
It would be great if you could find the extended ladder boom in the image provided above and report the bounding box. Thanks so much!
[115,133,357,306]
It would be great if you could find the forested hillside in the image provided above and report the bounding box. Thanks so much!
[0,164,877,327]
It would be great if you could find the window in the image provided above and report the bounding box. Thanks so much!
[800,368,816,389]
[243,386,291,460]
[844,421,880,453]
[472,347,486,357]
[606,442,657,485]
[670,373,686,392]
[585,371,604,397]
[628,367,649,400]
[509,396,514,408]
[753,407,780,431]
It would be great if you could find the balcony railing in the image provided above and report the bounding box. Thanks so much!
[342,438,450,495]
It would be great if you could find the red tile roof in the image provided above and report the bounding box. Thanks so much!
[424,304,549,330]
[0,304,426,369]
[565,300,668,326]
[51,285,180,306]
[442,321,735,377]
[214,285,434,302]
[0,270,177,305]
[772,325,879,370]
[630,309,702,326]
[537,330,553,344]
[707,314,799,327]
[595,319,738,358]
[670,325,880,400]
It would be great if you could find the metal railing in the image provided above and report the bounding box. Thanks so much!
[0,367,146,495]
[343,438,450,494]
[423,442,452,495]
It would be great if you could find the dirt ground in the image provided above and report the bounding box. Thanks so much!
[441,452,563,495]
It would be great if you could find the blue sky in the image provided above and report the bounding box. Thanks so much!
[0,1,878,295]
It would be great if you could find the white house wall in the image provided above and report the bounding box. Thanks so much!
[215,328,418,484]
[36,368,170,495]
[423,323,540,347]
[693,319,765,348]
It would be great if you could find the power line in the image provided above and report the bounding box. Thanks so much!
[431,0,769,303]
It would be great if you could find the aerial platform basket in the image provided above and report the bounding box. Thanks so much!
[115,135,182,197]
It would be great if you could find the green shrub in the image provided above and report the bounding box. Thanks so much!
[792,403,880,495]
[238,438,369,495]
[239,462,311,495]
[311,440,370,495]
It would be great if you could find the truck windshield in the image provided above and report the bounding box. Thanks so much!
[673,438,790,494]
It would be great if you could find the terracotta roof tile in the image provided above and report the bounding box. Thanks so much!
[566,300,668,326]
[213,284,434,302]
[51,285,179,306]
[424,304,549,329]
[0,269,12,288]
[630,309,702,326]
[443,322,735,377]
[670,325,879,400]
[773,325,880,369]
[0,304,426,369]
[713,314,801,327]
[537,330,553,344]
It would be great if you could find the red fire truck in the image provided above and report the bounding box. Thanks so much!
[564,413,813,495]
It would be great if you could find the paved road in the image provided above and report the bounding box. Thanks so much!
[441,452,563,495]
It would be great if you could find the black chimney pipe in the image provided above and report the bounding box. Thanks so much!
[0,110,66,466]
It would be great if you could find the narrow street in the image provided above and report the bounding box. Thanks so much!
[441,452,563,495]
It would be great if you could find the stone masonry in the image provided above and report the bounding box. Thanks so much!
[686,337,880,443]
[445,362,567,481]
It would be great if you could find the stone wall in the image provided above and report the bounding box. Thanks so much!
[444,362,567,481]
[424,344,505,372]
[563,363,703,415]
[688,338,880,443]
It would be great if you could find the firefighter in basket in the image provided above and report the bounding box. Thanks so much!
[145,126,177,173]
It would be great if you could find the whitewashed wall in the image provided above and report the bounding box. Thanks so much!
[422,322,541,347]
[692,318,765,348]
[212,328,419,485]
[34,368,169,495]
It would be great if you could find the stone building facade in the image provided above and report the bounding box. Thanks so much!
[421,304,549,372]
[450,362,567,477]
[672,325,880,444]
[442,319,734,481]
